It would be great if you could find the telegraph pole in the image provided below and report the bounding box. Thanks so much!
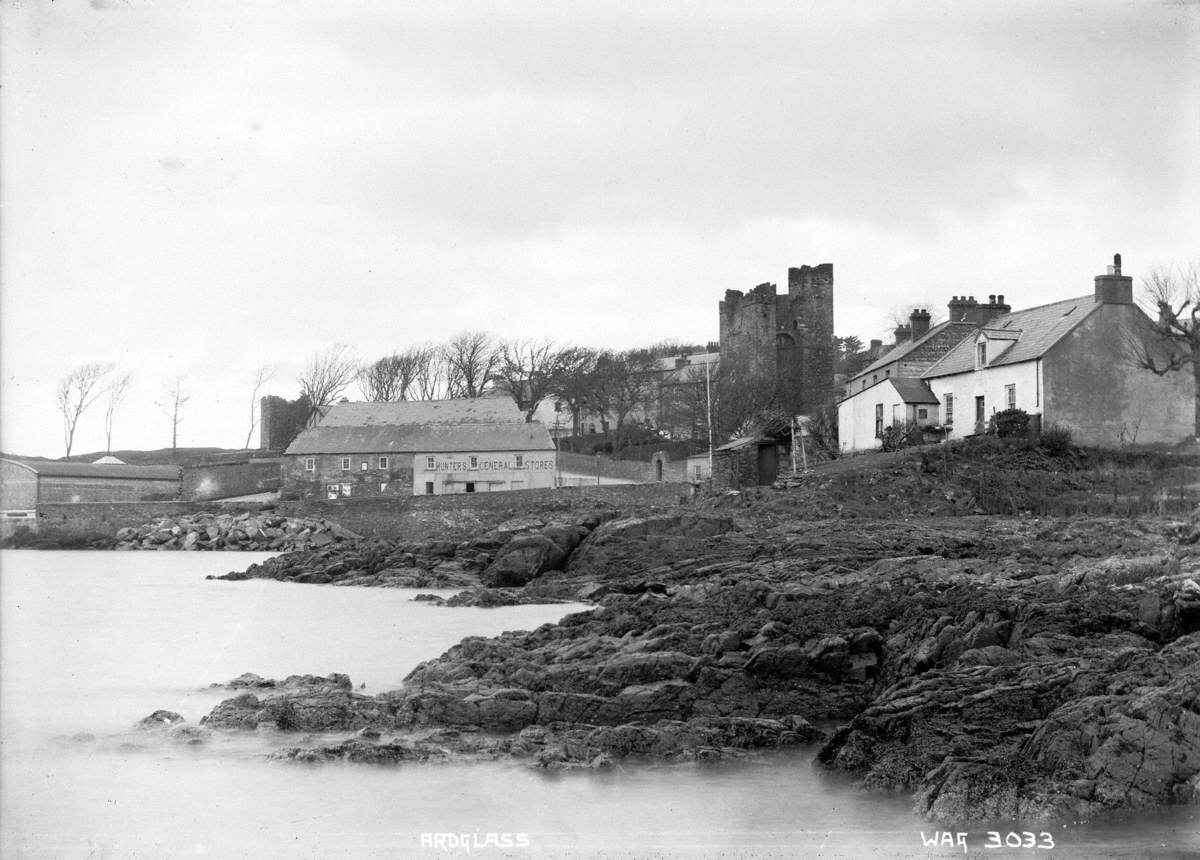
[705,355,714,478]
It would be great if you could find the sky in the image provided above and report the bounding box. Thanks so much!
[2,0,1198,457]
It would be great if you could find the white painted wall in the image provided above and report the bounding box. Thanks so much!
[412,450,557,495]
[926,359,1043,439]
[837,380,940,452]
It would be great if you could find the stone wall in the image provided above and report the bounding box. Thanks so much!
[279,483,692,540]
[17,483,691,545]
[282,453,416,502]
[32,502,210,540]
[183,458,281,501]
[37,475,181,504]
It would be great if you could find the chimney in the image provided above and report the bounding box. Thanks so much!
[909,308,932,340]
[980,294,1011,324]
[948,293,1011,325]
[947,294,979,323]
[1095,252,1133,304]
[869,338,883,354]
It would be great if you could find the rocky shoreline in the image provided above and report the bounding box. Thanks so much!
[161,497,1200,824]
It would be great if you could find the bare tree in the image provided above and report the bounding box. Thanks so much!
[412,345,447,400]
[56,362,113,457]
[358,348,426,402]
[1125,263,1200,436]
[103,373,132,454]
[590,349,660,450]
[298,344,358,424]
[443,331,499,398]
[157,376,191,451]
[547,346,600,441]
[243,365,276,449]
[494,337,564,421]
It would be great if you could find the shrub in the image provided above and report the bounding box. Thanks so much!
[1039,424,1074,457]
[879,422,923,452]
[992,408,1031,438]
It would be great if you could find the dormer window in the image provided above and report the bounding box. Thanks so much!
[977,342,987,368]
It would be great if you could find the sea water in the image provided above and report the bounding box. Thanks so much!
[1,551,1195,859]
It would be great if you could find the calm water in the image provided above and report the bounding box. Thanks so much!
[1,551,1195,860]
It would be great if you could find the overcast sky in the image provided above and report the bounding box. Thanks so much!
[2,0,1197,457]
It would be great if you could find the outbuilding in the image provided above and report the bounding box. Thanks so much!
[0,458,182,532]
[282,396,558,499]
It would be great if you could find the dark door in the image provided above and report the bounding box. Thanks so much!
[975,396,986,434]
[757,444,777,485]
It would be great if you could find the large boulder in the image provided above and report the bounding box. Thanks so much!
[482,535,568,587]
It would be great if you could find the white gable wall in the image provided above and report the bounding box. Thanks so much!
[926,359,1043,439]
[838,380,938,452]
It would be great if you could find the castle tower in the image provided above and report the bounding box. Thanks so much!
[717,263,835,419]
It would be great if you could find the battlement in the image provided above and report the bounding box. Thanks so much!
[717,262,836,414]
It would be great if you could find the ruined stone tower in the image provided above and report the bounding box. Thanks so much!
[717,263,835,417]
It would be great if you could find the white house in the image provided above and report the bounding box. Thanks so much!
[838,378,942,451]
[839,256,1194,451]
[921,258,1193,445]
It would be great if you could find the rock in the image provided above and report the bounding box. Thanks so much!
[137,710,185,729]
[482,535,567,587]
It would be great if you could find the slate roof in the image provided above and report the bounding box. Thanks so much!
[285,395,555,455]
[922,295,1100,379]
[315,395,523,427]
[286,423,555,455]
[889,378,940,404]
[852,321,975,380]
[1,459,180,480]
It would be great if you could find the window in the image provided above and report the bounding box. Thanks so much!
[326,484,340,500]
[424,481,434,495]
[465,482,476,493]
[1005,384,1016,409]
[944,394,954,425]
[874,403,884,438]
[360,461,367,471]
[341,457,351,471]
[304,457,315,472]
[885,369,890,377]
[514,454,524,468]
[380,482,388,492]
[917,408,928,420]
[425,456,435,470]
[977,342,987,367]
[379,456,389,469]
[341,483,351,497]
[469,455,478,469]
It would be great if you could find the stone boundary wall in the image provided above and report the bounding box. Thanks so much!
[279,482,692,540]
[556,451,688,483]
[33,502,213,540]
[182,458,281,501]
[16,483,691,544]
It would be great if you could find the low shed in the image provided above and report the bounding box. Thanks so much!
[0,458,182,531]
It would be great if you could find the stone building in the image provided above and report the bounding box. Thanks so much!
[0,459,182,533]
[718,263,835,417]
[282,395,557,499]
